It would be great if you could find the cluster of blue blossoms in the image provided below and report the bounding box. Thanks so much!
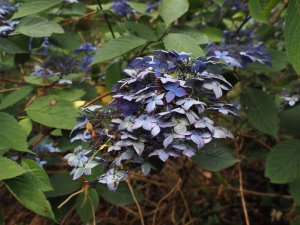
[67,50,239,191]
[208,30,272,68]
[0,3,19,36]
[112,0,160,16]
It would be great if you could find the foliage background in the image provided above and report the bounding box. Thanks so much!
[0,0,300,224]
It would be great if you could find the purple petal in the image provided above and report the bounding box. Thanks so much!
[151,125,161,136]
[163,135,173,148]
[146,101,156,113]
[165,91,175,103]
[175,87,187,97]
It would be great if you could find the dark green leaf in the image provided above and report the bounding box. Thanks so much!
[5,174,55,220]
[46,173,81,198]
[75,189,99,223]
[0,38,27,54]
[241,89,279,137]
[248,0,279,23]
[265,140,300,183]
[105,60,123,91]
[285,0,300,74]
[289,179,300,205]
[49,88,86,101]
[97,183,143,205]
[0,157,27,180]
[280,104,300,135]
[193,140,239,172]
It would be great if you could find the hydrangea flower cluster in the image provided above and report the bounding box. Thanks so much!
[207,30,271,68]
[0,3,19,36]
[68,50,239,191]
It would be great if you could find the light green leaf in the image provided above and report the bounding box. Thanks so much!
[18,118,33,137]
[25,95,78,130]
[21,159,53,192]
[75,189,99,223]
[265,140,300,183]
[171,26,208,45]
[285,0,300,74]
[0,112,30,153]
[159,0,189,26]
[97,183,143,205]
[240,89,279,137]
[46,173,81,198]
[248,0,279,23]
[201,27,223,43]
[0,86,34,110]
[92,35,147,65]
[5,174,55,220]
[0,157,27,180]
[128,2,147,14]
[17,16,64,38]
[193,140,239,172]
[164,33,204,57]
[13,0,63,19]
[290,179,300,205]
[49,88,86,101]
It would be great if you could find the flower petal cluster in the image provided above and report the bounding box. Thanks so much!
[112,0,133,17]
[68,50,240,191]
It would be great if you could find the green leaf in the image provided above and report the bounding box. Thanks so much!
[164,33,204,57]
[46,173,81,198]
[0,112,30,153]
[92,35,147,65]
[16,16,64,38]
[280,104,300,135]
[193,140,239,172]
[289,179,300,205]
[51,31,82,51]
[171,26,208,45]
[265,140,300,184]
[75,189,99,223]
[201,27,223,43]
[105,60,123,91]
[240,89,279,137]
[12,0,63,19]
[5,174,55,220]
[21,159,53,192]
[25,95,78,130]
[248,0,279,23]
[0,157,27,180]
[18,118,33,137]
[159,0,189,26]
[49,88,86,101]
[122,22,157,41]
[0,86,34,110]
[97,183,143,205]
[292,217,300,225]
[285,0,300,74]
[0,38,27,54]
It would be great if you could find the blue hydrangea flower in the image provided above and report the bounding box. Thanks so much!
[164,82,187,103]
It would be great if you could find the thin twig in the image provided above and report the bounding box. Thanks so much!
[235,15,251,36]
[235,137,251,225]
[152,179,182,225]
[82,92,112,108]
[126,179,145,225]
[0,87,20,93]
[96,0,115,39]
